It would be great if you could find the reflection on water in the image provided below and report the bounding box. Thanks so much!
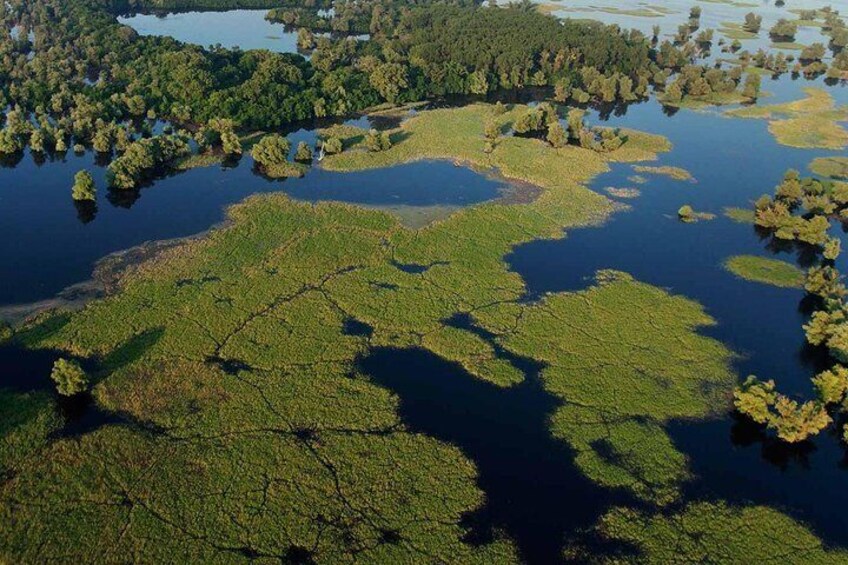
[0,143,508,308]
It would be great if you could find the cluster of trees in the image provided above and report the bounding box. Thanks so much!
[364,128,391,152]
[770,19,798,42]
[196,117,242,155]
[736,170,848,443]
[250,133,313,177]
[753,171,846,246]
[106,134,190,189]
[743,12,762,34]
[661,64,759,103]
[507,104,625,153]
[0,0,660,151]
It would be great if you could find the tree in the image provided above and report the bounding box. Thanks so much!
[566,108,585,141]
[743,12,762,34]
[800,43,826,63]
[50,358,88,396]
[72,170,96,202]
[742,73,761,100]
[677,205,695,221]
[322,137,343,155]
[770,397,831,443]
[824,237,842,261]
[297,28,316,50]
[770,19,798,41]
[251,134,291,168]
[370,63,409,103]
[812,365,848,405]
[365,129,392,152]
[546,122,567,149]
[734,375,776,424]
[805,266,846,300]
[294,141,313,162]
[220,131,242,156]
[664,81,683,104]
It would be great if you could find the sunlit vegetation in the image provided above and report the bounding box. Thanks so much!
[107,134,191,189]
[677,204,714,222]
[724,255,804,288]
[49,358,88,396]
[0,100,745,557]
[250,134,308,178]
[734,170,848,443]
[719,22,757,41]
[810,157,848,180]
[486,271,735,505]
[727,88,848,149]
[723,206,755,223]
[321,104,671,192]
[632,165,694,182]
[71,170,96,202]
[593,502,848,563]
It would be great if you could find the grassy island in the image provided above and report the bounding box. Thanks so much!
[724,255,804,288]
[727,88,848,149]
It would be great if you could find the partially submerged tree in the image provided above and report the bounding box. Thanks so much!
[251,134,291,169]
[71,170,96,201]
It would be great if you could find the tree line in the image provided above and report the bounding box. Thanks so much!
[735,170,848,444]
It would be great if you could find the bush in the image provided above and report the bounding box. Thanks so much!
[50,358,88,396]
[71,170,96,202]
[364,129,392,152]
[322,137,343,155]
[294,141,313,162]
[251,134,291,168]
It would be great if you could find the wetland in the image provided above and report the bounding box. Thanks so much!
[3,0,848,562]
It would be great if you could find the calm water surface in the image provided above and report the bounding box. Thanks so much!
[118,10,368,54]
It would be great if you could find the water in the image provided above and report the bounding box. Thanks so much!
[117,10,368,54]
[0,147,508,308]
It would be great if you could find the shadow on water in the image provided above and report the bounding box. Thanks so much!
[0,327,166,440]
[358,333,630,564]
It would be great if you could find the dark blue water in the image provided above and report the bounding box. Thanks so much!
[507,78,848,549]
[0,151,506,307]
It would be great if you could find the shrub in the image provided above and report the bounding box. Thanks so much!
[50,358,88,396]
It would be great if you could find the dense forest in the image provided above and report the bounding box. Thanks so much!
[2,0,824,158]
[0,0,657,142]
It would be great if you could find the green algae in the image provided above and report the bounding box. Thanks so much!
[594,502,848,563]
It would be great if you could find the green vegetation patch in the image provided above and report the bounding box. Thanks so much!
[719,22,757,41]
[724,255,804,288]
[810,156,848,180]
[605,187,641,199]
[727,88,848,149]
[632,165,695,182]
[479,271,735,505]
[723,206,756,223]
[595,502,848,563]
